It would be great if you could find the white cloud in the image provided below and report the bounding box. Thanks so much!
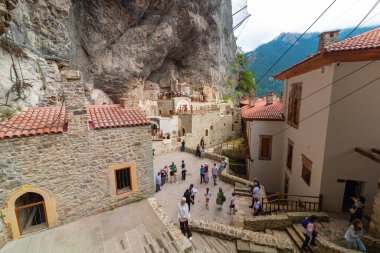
[234,0,380,51]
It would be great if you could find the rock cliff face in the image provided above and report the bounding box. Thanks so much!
[0,0,236,106]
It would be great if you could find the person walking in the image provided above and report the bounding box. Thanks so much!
[301,215,318,251]
[164,165,169,182]
[216,187,226,210]
[177,197,192,240]
[189,184,197,205]
[181,160,187,181]
[155,172,161,192]
[349,196,366,222]
[344,219,366,252]
[196,144,201,157]
[229,192,237,215]
[170,162,177,183]
[212,163,218,186]
[160,168,166,186]
[183,189,193,211]
[181,139,186,152]
[219,159,227,172]
[204,170,209,185]
[200,165,205,184]
[204,188,211,210]
[249,180,260,208]
[204,163,209,174]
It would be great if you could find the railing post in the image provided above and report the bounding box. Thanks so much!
[319,194,323,211]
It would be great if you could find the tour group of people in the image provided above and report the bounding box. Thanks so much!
[155,160,189,192]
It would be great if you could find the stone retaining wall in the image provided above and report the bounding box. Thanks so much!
[0,219,9,249]
[153,139,181,157]
[147,197,192,252]
[244,215,293,232]
[189,218,294,253]
[315,238,359,253]
[362,235,380,253]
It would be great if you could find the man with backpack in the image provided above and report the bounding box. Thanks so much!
[301,215,318,251]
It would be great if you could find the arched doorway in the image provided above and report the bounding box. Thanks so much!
[2,185,58,239]
[15,192,48,235]
[182,128,185,136]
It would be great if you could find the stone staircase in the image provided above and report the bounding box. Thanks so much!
[103,226,182,253]
[190,232,237,253]
[285,224,316,253]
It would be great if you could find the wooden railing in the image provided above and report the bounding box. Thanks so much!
[262,193,323,213]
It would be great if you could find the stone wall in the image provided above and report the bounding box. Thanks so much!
[158,99,175,115]
[0,219,9,249]
[244,215,293,232]
[369,189,380,239]
[153,138,181,157]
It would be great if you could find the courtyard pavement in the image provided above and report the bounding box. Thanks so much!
[0,200,179,253]
[154,151,235,225]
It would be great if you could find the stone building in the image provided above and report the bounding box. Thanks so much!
[0,71,154,247]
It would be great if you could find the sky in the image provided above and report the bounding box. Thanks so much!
[234,0,380,52]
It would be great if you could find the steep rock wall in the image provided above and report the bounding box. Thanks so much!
[0,0,236,106]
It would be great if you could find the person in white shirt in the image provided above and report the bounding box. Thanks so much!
[229,192,237,215]
[204,188,211,210]
[249,180,260,208]
[177,197,192,240]
[344,219,366,252]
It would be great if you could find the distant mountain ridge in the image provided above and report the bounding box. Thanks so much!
[246,26,379,97]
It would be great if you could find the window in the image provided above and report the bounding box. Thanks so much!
[205,130,208,136]
[287,82,302,128]
[259,135,272,160]
[286,139,294,171]
[301,154,312,186]
[115,168,132,194]
[210,125,213,130]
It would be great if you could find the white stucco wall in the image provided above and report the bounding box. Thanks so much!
[280,63,334,198]
[320,61,380,213]
[249,120,285,193]
[159,116,179,135]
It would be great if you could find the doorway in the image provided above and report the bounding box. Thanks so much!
[342,180,363,211]
[182,128,185,136]
[15,192,48,235]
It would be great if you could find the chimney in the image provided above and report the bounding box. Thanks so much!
[266,92,274,105]
[318,30,340,51]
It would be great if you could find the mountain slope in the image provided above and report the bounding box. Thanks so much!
[246,26,379,97]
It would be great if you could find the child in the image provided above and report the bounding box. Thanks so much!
[229,192,237,215]
[204,188,211,210]
[204,171,209,185]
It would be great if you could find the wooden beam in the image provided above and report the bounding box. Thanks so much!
[355,147,380,164]
[372,148,380,155]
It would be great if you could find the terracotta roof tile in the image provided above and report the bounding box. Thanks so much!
[241,99,284,121]
[0,106,67,139]
[87,105,150,129]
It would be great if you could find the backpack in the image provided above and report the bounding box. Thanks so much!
[301,217,309,229]
[222,194,226,202]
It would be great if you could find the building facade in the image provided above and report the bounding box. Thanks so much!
[275,28,380,214]
[0,71,154,247]
[242,96,285,192]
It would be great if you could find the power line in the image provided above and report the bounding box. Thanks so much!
[248,71,380,150]
[254,0,338,85]
[344,0,380,39]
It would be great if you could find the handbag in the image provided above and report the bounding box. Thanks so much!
[349,207,356,214]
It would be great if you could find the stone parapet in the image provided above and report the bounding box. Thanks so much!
[362,235,380,253]
[147,197,191,253]
[189,219,294,253]
[243,214,292,232]
[314,237,359,253]
[286,212,330,223]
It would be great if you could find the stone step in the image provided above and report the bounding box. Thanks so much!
[236,240,277,253]
[285,227,303,252]
[291,224,315,252]
[265,229,274,235]
[191,233,236,253]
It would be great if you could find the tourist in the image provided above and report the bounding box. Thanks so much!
[219,159,226,172]
[229,192,237,215]
[204,163,209,174]
[249,179,260,208]
[216,187,226,210]
[344,219,366,252]
[200,147,205,158]
[155,172,161,192]
[253,197,263,216]
[200,165,205,184]
[301,215,318,251]
[177,197,192,240]
[204,170,209,185]
[181,160,187,181]
[181,139,186,152]
[189,184,197,205]
[196,144,201,157]
[183,189,193,211]
[204,188,211,210]
[160,168,166,186]
[212,163,218,185]
[349,196,366,222]
[170,162,177,183]
[164,165,169,182]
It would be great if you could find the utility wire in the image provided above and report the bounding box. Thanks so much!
[344,0,380,39]
[248,71,380,150]
[255,0,338,85]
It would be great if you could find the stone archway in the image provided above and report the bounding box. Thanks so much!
[1,185,58,239]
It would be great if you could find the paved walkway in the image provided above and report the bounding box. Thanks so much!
[0,200,180,253]
[154,151,235,225]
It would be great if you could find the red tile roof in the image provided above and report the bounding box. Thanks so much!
[0,106,67,139]
[241,99,284,121]
[87,105,150,129]
[275,28,380,80]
